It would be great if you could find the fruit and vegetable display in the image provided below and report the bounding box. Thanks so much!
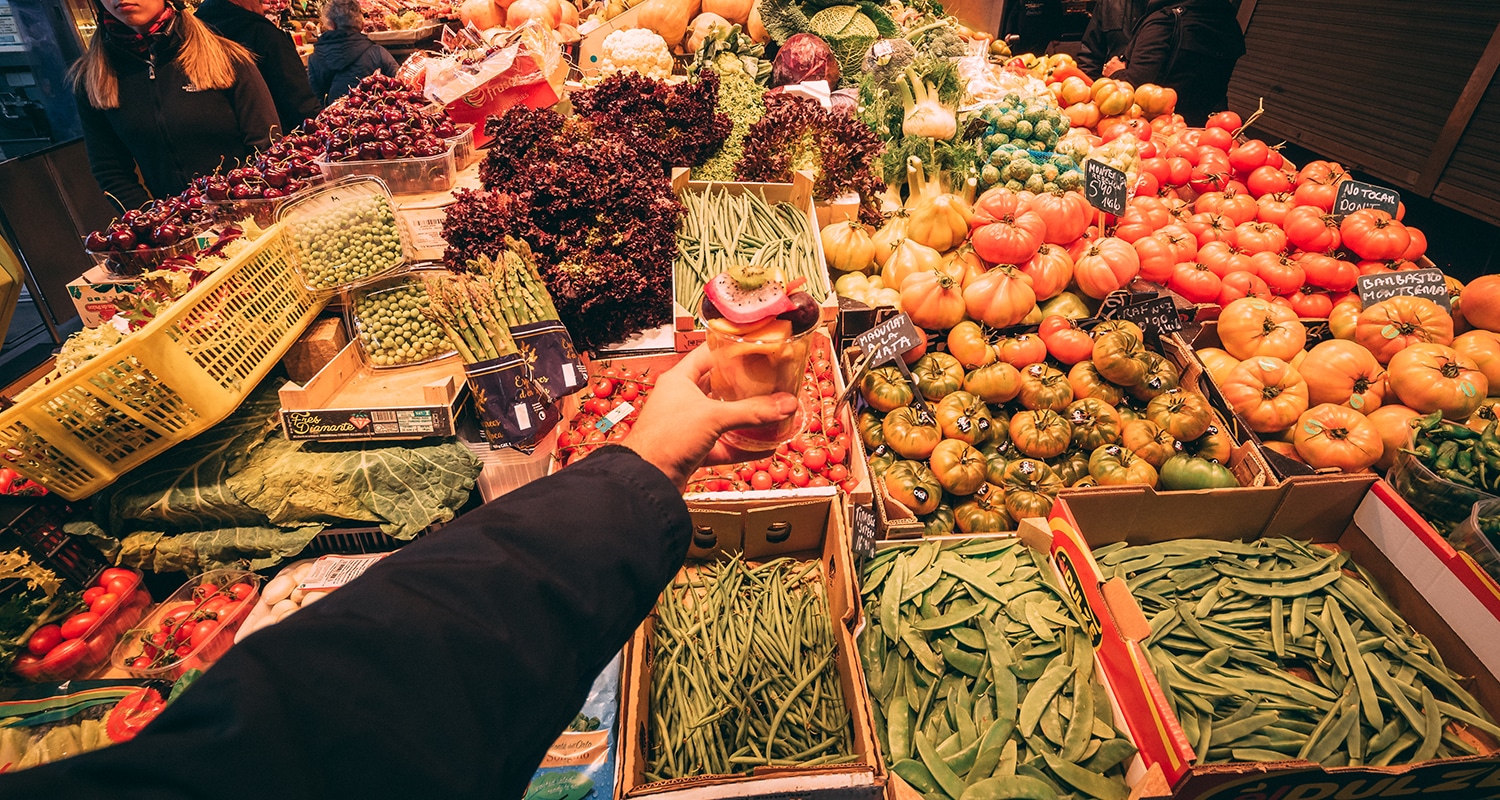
[422,241,563,364]
[858,318,1243,534]
[112,570,260,679]
[11,568,150,682]
[352,277,456,367]
[674,185,825,316]
[644,555,854,780]
[1096,537,1500,766]
[861,539,1134,800]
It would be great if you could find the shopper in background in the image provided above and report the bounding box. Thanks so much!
[306,0,399,106]
[1075,0,1147,79]
[196,0,321,131]
[72,0,278,210]
[0,345,797,800]
[1112,0,1245,126]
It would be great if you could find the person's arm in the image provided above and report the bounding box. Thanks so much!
[377,44,400,78]
[1075,14,1109,78]
[1116,13,1175,86]
[231,58,280,146]
[306,52,330,105]
[0,347,795,800]
[251,25,322,127]
[75,93,151,210]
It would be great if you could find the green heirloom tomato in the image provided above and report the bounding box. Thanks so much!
[861,366,914,412]
[912,353,965,401]
[1066,397,1123,451]
[1088,444,1160,487]
[955,490,1013,533]
[935,391,994,446]
[858,409,886,450]
[1001,458,1062,519]
[922,504,956,536]
[928,439,987,496]
[883,407,943,460]
[884,460,942,515]
[1159,453,1239,490]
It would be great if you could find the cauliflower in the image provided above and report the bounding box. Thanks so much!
[598,28,674,81]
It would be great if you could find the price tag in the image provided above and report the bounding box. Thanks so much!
[1115,295,1183,336]
[1084,160,1128,216]
[1356,267,1451,311]
[1333,180,1401,217]
[852,504,877,560]
[853,312,923,369]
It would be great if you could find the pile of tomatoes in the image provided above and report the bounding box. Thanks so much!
[13,568,150,681]
[859,317,1241,536]
[119,578,257,675]
[554,363,657,467]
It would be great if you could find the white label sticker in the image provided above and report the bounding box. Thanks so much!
[562,363,577,387]
[400,208,449,251]
[297,553,390,591]
[515,402,532,430]
[594,401,635,432]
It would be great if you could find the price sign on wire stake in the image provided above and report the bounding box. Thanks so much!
[843,312,935,422]
[1115,295,1183,337]
[1334,179,1401,218]
[1356,268,1451,311]
[852,504,877,560]
[1084,159,1128,216]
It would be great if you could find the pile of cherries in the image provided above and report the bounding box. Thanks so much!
[194,132,325,202]
[85,192,213,276]
[310,74,457,162]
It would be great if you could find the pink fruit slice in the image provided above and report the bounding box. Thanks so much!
[704,274,795,324]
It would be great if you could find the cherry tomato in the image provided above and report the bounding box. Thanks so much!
[751,458,771,471]
[12,653,44,680]
[803,447,828,472]
[90,591,121,615]
[592,378,615,398]
[217,599,246,621]
[769,461,790,483]
[809,475,832,487]
[83,586,107,605]
[202,595,232,617]
[60,612,100,640]
[840,478,860,493]
[98,568,136,587]
[228,582,255,601]
[736,464,755,481]
[805,416,822,434]
[161,602,196,629]
[26,624,63,656]
[789,465,812,487]
[39,638,89,674]
[789,434,814,453]
[149,630,172,650]
[828,443,847,465]
[105,573,140,596]
[618,382,640,402]
[751,471,773,490]
[827,463,850,483]
[191,620,218,645]
[174,644,194,658]
[193,584,220,602]
[128,655,153,669]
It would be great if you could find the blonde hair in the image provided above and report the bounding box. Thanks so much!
[71,9,257,109]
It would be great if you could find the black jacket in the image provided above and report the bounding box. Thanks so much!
[307,29,400,106]
[1076,0,1147,79]
[2,447,690,800]
[76,33,278,209]
[1116,0,1245,126]
[195,0,321,131]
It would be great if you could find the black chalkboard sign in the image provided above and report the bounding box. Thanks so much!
[854,312,923,369]
[1334,180,1401,217]
[1356,267,1451,311]
[852,504,876,559]
[1116,295,1183,335]
[1084,160,1128,216]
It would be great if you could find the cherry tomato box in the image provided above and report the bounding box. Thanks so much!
[111,569,263,680]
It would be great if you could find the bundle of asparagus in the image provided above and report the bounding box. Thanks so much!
[468,236,560,326]
[422,238,565,364]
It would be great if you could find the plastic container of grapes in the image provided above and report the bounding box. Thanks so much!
[23,568,153,682]
[110,568,263,680]
[209,175,326,228]
[345,265,458,369]
[316,139,458,195]
[85,232,209,279]
[277,175,412,295]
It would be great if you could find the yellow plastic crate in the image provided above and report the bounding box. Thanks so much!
[0,223,327,500]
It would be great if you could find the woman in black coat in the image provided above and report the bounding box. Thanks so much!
[1114,0,1245,126]
[306,0,399,106]
[72,0,279,209]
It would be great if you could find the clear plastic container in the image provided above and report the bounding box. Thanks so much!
[447,125,478,171]
[277,175,410,293]
[209,176,326,228]
[1388,447,1499,536]
[85,233,207,279]
[316,141,457,195]
[110,568,263,679]
[1448,498,1500,585]
[347,267,457,368]
[17,568,152,682]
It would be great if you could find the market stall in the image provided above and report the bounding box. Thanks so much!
[3,2,1500,797]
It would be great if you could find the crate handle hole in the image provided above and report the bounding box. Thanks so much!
[766,522,791,544]
[692,526,717,549]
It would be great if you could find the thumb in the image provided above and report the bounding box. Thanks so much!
[709,392,800,435]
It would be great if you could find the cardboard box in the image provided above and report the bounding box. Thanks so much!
[1048,476,1500,800]
[65,266,138,328]
[616,496,885,800]
[278,343,467,441]
[669,169,837,351]
[576,4,644,77]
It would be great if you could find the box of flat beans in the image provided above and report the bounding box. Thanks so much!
[615,495,886,800]
[1050,474,1500,799]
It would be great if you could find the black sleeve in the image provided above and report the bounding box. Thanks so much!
[249,24,322,128]
[306,53,330,106]
[1075,15,1109,78]
[378,44,400,78]
[231,58,280,146]
[1116,12,1176,87]
[75,92,152,210]
[2,447,691,800]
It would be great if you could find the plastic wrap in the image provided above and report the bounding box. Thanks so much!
[522,653,622,800]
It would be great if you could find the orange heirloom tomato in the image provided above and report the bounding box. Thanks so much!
[1195,189,1257,225]
[1367,404,1421,470]
[1064,101,1101,130]
[1196,347,1240,386]
[1216,297,1308,361]
[947,321,995,369]
[1353,296,1454,363]
[1058,75,1092,106]
[1029,191,1092,246]
[1453,330,1500,389]
[1134,83,1177,117]
[1329,297,1362,340]
[1462,274,1500,333]
[1256,191,1296,226]
[1300,339,1386,412]
[964,267,1037,329]
[1220,356,1310,433]
[1293,403,1382,472]
[1282,205,1341,252]
[971,211,1046,265]
[1234,221,1288,255]
[900,269,966,330]
[1074,237,1141,299]
[998,334,1049,368]
[1039,319,1095,365]
[1019,244,1075,300]
[1385,343,1488,421]
[1134,234,1179,284]
[1340,209,1411,261]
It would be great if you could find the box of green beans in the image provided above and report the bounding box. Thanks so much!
[616,497,887,800]
[1050,474,1500,799]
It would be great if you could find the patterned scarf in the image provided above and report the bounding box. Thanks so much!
[95,1,177,56]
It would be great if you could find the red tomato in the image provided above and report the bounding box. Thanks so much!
[827,442,847,464]
[90,592,121,616]
[750,471,773,490]
[39,638,89,674]
[1165,157,1192,186]
[27,624,63,656]
[1289,291,1334,318]
[85,634,112,664]
[618,382,640,402]
[768,461,790,483]
[826,463,850,483]
[202,595,232,617]
[84,586,107,605]
[12,653,44,680]
[104,572,140,596]
[1198,126,1234,152]
[802,447,828,472]
[60,612,100,640]
[191,620,218,646]
[788,464,812,487]
[1169,262,1223,304]
[592,378,615,398]
[1207,111,1243,132]
[128,655,153,669]
[98,568,136,587]
[1218,271,1272,305]
[1228,140,1270,174]
[1246,165,1293,198]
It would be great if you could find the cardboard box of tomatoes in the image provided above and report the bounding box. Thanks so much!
[1049,475,1500,800]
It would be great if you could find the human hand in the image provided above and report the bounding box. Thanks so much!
[1103,57,1126,76]
[621,346,799,491]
